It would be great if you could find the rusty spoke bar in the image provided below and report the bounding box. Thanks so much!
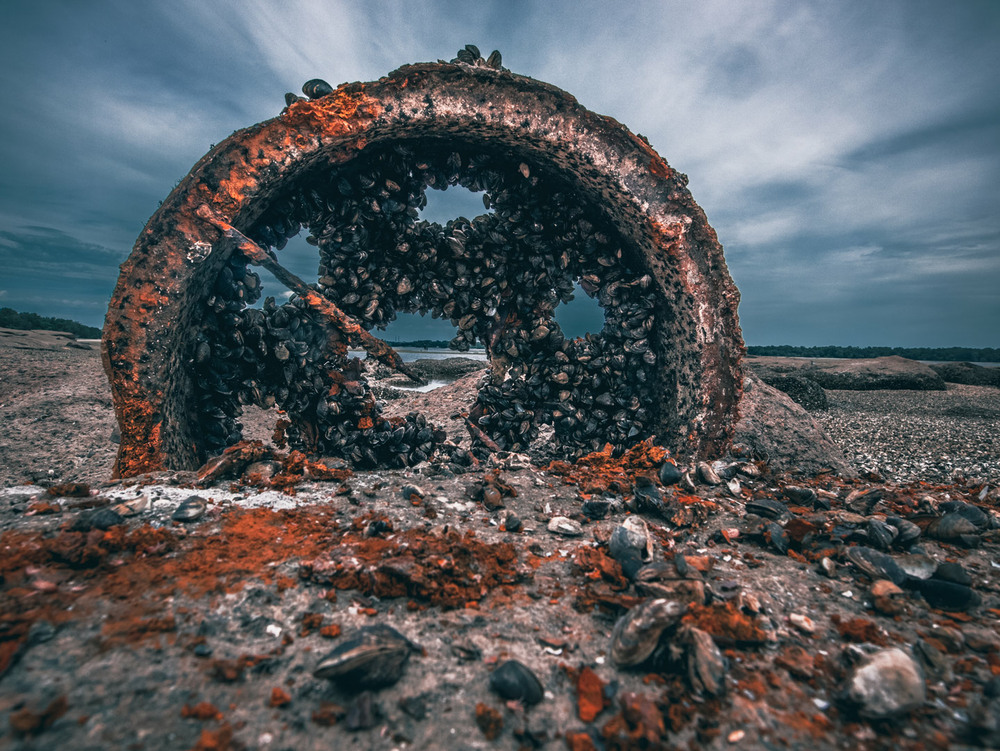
[196,204,426,386]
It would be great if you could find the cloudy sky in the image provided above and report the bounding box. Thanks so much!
[1,0,997,346]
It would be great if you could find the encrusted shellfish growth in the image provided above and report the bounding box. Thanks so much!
[103,49,743,476]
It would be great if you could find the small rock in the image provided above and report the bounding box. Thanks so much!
[818,557,838,578]
[608,517,653,564]
[78,506,124,531]
[400,484,425,501]
[502,511,522,533]
[963,626,1000,653]
[547,516,582,537]
[844,648,926,719]
[488,660,543,705]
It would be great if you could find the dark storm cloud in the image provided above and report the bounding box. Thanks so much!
[0,0,997,344]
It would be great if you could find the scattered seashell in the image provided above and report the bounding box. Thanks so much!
[867,519,898,551]
[746,498,788,521]
[784,486,817,506]
[926,512,978,543]
[915,578,980,611]
[682,625,727,697]
[895,553,936,580]
[934,561,971,586]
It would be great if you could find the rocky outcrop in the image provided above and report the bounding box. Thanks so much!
[733,373,855,476]
[748,355,946,391]
[929,361,1000,388]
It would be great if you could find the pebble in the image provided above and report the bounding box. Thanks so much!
[789,613,815,634]
[172,495,207,522]
[488,660,543,705]
[844,647,926,719]
[870,579,906,616]
[547,516,582,537]
[78,506,124,531]
[871,579,906,615]
[400,484,425,501]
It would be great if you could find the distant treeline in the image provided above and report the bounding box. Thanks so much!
[747,345,1000,362]
[391,339,455,349]
[0,307,102,339]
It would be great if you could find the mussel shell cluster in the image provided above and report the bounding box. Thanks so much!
[190,139,662,467]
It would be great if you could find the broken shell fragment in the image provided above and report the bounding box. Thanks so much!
[488,660,543,705]
[547,516,583,537]
[172,495,207,522]
[608,516,654,564]
[696,462,722,486]
[313,624,419,690]
[610,598,683,668]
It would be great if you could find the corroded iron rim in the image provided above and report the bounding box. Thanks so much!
[102,61,743,477]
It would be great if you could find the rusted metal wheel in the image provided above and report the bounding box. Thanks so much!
[102,59,743,478]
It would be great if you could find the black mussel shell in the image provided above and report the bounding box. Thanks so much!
[302,78,334,99]
[313,624,419,690]
[940,501,990,530]
[658,461,682,486]
[934,562,972,586]
[172,495,207,522]
[916,578,980,611]
[845,546,907,587]
[746,498,788,521]
[489,660,543,705]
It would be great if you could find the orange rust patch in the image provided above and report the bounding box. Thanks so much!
[683,602,768,646]
[577,666,607,722]
[546,439,669,496]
